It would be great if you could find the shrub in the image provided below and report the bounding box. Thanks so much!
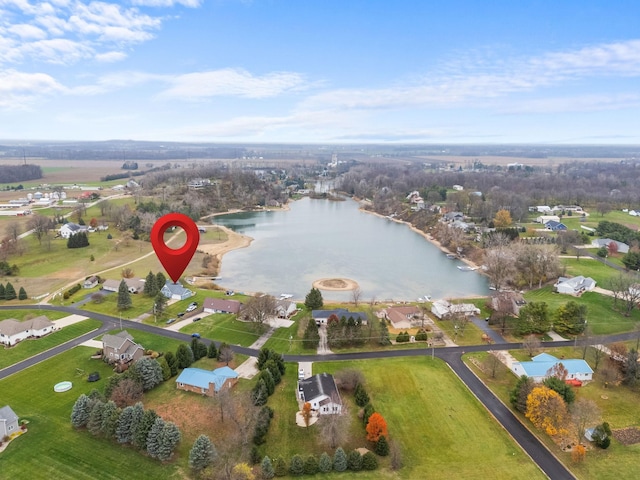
[273,456,287,477]
[289,454,304,476]
[362,451,378,470]
[375,435,390,456]
[318,452,332,473]
[396,331,410,343]
[355,383,370,407]
[415,329,428,341]
[304,454,319,475]
[347,450,362,471]
[333,447,347,472]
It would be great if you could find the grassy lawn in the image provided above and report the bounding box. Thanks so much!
[561,257,623,287]
[264,357,545,479]
[0,309,68,321]
[524,286,640,336]
[465,348,640,480]
[0,319,101,370]
[80,290,155,319]
[179,313,262,347]
[0,347,179,480]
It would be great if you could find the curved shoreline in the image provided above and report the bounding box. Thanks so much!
[312,277,359,291]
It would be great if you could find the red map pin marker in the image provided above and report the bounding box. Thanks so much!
[151,213,200,283]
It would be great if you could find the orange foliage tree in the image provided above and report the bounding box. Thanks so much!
[493,209,513,228]
[525,386,568,436]
[302,402,312,427]
[366,412,388,442]
[571,444,586,463]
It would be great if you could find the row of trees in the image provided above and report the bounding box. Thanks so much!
[484,243,561,291]
[508,301,588,337]
[252,348,286,406]
[0,282,27,301]
[260,447,378,478]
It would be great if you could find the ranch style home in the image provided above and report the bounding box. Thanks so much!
[0,316,55,347]
[160,280,194,301]
[511,353,593,385]
[298,373,343,415]
[312,308,368,326]
[0,405,19,438]
[385,305,421,329]
[175,366,239,396]
[203,297,243,315]
[101,330,145,366]
[554,276,596,296]
[102,278,145,294]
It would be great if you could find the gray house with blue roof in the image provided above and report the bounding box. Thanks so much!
[511,353,593,384]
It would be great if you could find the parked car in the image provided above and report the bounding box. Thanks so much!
[166,318,176,324]
[298,368,305,380]
[191,333,201,338]
[192,317,201,322]
[186,304,197,312]
[177,312,185,317]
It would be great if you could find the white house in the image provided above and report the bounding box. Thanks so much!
[0,316,55,346]
[554,276,596,296]
[275,299,297,318]
[431,299,480,319]
[535,215,560,224]
[59,222,88,239]
[161,280,194,301]
[298,373,342,415]
[102,278,145,294]
[203,297,242,314]
[591,238,629,254]
[0,405,19,438]
[511,353,593,384]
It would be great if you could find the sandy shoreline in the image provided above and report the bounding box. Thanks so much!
[312,278,359,291]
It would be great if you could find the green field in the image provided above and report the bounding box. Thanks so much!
[179,313,261,346]
[561,257,624,287]
[0,319,101,370]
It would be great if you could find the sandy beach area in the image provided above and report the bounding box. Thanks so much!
[313,278,359,291]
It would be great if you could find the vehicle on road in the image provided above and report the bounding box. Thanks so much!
[177,312,185,317]
[191,333,201,338]
[192,317,201,322]
[166,318,176,324]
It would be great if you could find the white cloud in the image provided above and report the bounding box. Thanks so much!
[94,50,127,62]
[500,94,640,114]
[131,0,201,7]
[0,68,65,109]
[158,68,308,100]
[8,23,47,39]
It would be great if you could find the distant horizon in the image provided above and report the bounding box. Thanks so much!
[1,2,639,144]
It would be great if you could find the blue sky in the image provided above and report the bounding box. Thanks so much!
[1,0,640,144]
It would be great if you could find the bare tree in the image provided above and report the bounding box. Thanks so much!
[5,222,20,242]
[351,287,362,307]
[483,351,506,379]
[319,403,350,449]
[522,335,542,357]
[599,361,620,387]
[27,214,54,245]
[242,293,276,330]
[570,398,600,443]
[109,378,143,408]
[608,273,640,316]
[121,267,135,279]
[334,369,364,393]
[218,344,234,366]
[484,246,516,290]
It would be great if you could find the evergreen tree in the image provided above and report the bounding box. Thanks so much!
[355,383,370,407]
[176,344,194,369]
[304,454,319,475]
[258,369,275,396]
[543,376,576,404]
[303,318,320,349]
[70,394,92,428]
[189,434,217,472]
[131,357,164,391]
[273,456,288,477]
[144,271,158,297]
[251,379,269,406]
[157,356,171,381]
[18,286,27,300]
[375,435,390,456]
[133,409,158,450]
[154,291,167,316]
[510,375,535,413]
[4,282,16,300]
[261,456,275,479]
[347,450,363,471]
[100,400,120,439]
[318,452,332,473]
[116,405,135,444]
[156,421,181,461]
[0,283,5,300]
[333,447,348,472]
[164,351,178,377]
[128,402,145,445]
[362,451,378,470]
[304,287,323,310]
[155,272,166,290]
[264,359,282,385]
[146,417,166,459]
[86,400,106,436]
[378,318,391,345]
[289,454,304,476]
[191,338,205,361]
[117,279,132,310]
[207,341,218,359]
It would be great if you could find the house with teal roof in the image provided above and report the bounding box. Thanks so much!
[176,366,238,397]
[511,353,593,384]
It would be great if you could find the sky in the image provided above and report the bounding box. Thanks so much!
[1,0,640,144]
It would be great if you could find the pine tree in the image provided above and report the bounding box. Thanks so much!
[146,417,166,459]
[154,292,167,316]
[304,287,323,310]
[144,271,158,297]
[157,356,171,381]
[117,279,132,310]
[273,456,287,477]
[318,452,332,473]
[116,405,135,443]
[192,338,204,361]
[156,421,181,461]
[100,400,120,439]
[261,456,275,479]
[347,450,363,471]
[289,454,304,476]
[131,357,163,391]
[354,383,370,407]
[303,319,320,349]
[362,451,378,470]
[70,394,92,428]
[156,272,166,291]
[304,455,319,475]
[375,435,390,456]
[207,341,218,359]
[133,409,158,450]
[0,283,5,300]
[4,282,16,300]
[176,344,194,369]
[252,379,268,406]
[164,351,178,377]
[128,402,145,445]
[87,400,106,436]
[333,447,347,472]
[189,434,217,472]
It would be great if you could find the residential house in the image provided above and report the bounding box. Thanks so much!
[83,276,99,289]
[544,220,568,231]
[511,353,593,384]
[175,366,238,396]
[431,299,480,319]
[58,222,88,239]
[312,309,368,326]
[160,280,194,300]
[554,276,596,295]
[298,373,342,415]
[452,184,464,191]
[203,297,242,315]
[535,215,560,224]
[0,316,55,346]
[591,238,630,254]
[443,211,464,222]
[491,291,527,316]
[0,405,19,438]
[275,299,297,318]
[385,305,421,329]
[101,330,144,365]
[102,278,145,294]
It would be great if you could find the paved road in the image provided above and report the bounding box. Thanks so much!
[5,304,640,478]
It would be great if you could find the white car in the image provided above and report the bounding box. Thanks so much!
[186,302,198,312]
[298,368,305,380]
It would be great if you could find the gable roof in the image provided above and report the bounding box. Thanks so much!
[386,305,421,325]
[102,330,134,350]
[203,297,242,314]
[0,405,18,423]
[556,275,596,292]
[299,373,341,404]
[161,280,193,297]
[517,353,593,378]
[0,316,54,337]
[103,277,145,292]
[176,366,238,392]
[311,308,368,322]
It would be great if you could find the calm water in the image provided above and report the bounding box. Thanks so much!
[213,197,489,302]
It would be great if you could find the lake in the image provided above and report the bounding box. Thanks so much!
[212,197,489,302]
